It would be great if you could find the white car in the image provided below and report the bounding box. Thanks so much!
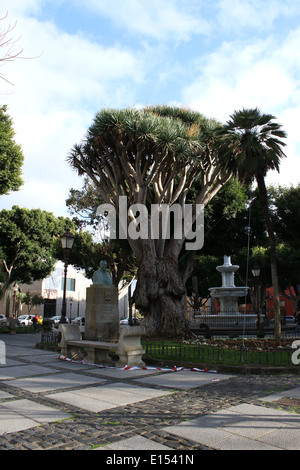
[18,315,34,326]
[0,314,7,326]
[120,317,140,325]
[72,316,85,326]
[49,316,70,324]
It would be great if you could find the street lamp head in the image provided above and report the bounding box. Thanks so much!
[251,264,261,278]
[60,229,75,251]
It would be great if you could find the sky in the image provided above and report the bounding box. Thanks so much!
[0,0,299,218]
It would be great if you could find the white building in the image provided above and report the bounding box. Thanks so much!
[41,261,93,320]
[2,262,136,321]
[1,262,92,321]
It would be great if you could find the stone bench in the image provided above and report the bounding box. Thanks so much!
[117,325,145,367]
[58,323,145,367]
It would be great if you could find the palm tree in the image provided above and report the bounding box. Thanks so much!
[217,108,287,345]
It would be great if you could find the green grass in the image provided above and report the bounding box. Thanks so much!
[142,340,297,367]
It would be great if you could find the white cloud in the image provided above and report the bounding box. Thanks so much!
[0,0,43,17]
[183,29,300,186]
[79,0,211,42]
[5,15,144,108]
[0,8,147,216]
[0,177,78,216]
[184,29,300,119]
[216,0,299,32]
[0,0,299,220]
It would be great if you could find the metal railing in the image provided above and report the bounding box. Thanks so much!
[143,340,300,367]
[188,312,298,338]
[40,330,59,344]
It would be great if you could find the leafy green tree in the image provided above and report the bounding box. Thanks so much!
[53,228,137,288]
[191,184,300,318]
[66,177,103,230]
[271,184,300,250]
[271,185,300,312]
[276,243,300,313]
[0,105,24,195]
[66,177,138,286]
[0,206,73,298]
[68,106,232,338]
[20,291,44,315]
[217,108,287,344]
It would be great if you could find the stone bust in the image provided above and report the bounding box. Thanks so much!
[92,260,112,285]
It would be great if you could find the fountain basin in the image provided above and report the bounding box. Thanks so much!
[208,255,248,315]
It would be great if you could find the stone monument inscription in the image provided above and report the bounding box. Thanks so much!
[84,261,119,341]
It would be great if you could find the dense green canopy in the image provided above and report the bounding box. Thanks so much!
[0,105,24,195]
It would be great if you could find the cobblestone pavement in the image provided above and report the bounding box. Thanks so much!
[0,334,299,451]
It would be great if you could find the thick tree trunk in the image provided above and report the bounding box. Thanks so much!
[134,251,192,339]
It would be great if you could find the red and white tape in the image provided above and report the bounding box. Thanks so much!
[58,354,218,373]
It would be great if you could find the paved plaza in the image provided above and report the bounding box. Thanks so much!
[0,333,299,451]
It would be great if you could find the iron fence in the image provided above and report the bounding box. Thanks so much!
[143,340,300,367]
[189,312,298,339]
[41,330,59,344]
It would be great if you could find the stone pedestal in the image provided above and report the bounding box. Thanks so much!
[85,284,119,341]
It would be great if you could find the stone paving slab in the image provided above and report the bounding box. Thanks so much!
[0,391,13,400]
[0,333,299,450]
[0,358,24,367]
[227,403,300,425]
[48,359,99,370]
[163,403,300,450]
[0,399,72,436]
[47,382,171,412]
[85,367,160,378]
[1,399,73,423]
[254,427,300,450]
[6,372,107,393]
[0,406,38,436]
[259,386,300,402]
[134,370,233,389]
[95,435,171,450]
[0,364,62,380]
[5,346,45,357]
[21,353,61,364]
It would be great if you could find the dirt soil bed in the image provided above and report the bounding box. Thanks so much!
[146,337,297,351]
[195,338,295,351]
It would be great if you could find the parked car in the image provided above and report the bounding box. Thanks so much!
[0,314,7,326]
[72,316,85,326]
[270,315,295,324]
[120,317,140,325]
[285,316,296,324]
[18,315,34,326]
[49,316,70,325]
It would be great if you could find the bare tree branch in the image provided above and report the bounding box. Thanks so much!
[0,12,41,87]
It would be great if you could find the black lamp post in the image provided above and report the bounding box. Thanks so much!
[60,229,75,323]
[251,264,261,327]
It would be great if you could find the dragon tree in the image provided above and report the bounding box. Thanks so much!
[68,106,232,338]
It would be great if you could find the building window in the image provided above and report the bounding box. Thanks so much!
[61,278,75,292]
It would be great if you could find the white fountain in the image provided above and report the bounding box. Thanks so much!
[192,255,260,331]
[194,255,259,329]
[209,255,248,315]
